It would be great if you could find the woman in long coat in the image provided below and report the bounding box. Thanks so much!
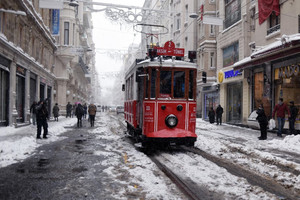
[208,107,215,124]
[52,103,60,121]
[256,104,268,140]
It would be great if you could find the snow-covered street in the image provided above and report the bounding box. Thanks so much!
[0,113,300,199]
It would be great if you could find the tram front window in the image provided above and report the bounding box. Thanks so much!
[160,71,172,98]
[174,71,185,98]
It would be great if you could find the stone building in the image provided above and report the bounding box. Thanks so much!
[0,0,95,127]
[230,0,300,131]
[0,0,57,126]
[54,0,95,115]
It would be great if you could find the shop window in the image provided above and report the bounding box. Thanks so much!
[227,83,242,122]
[274,66,300,121]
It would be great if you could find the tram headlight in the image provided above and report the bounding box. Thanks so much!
[165,114,178,128]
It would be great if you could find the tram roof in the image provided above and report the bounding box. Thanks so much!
[125,57,197,79]
[136,58,197,69]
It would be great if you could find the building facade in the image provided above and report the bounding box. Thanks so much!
[0,0,95,127]
[232,0,300,130]
[0,0,57,126]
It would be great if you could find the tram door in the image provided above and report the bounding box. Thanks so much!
[136,68,144,130]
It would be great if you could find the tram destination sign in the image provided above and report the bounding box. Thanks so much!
[154,41,184,57]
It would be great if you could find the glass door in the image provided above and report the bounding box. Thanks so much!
[227,82,242,123]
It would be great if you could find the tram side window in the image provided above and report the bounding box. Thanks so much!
[160,71,172,98]
[174,71,185,98]
[189,70,195,100]
[150,69,156,98]
[145,69,149,99]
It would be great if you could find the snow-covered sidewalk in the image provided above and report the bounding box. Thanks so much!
[0,117,77,168]
[0,117,299,170]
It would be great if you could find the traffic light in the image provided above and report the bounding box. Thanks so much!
[188,51,197,62]
[202,71,207,83]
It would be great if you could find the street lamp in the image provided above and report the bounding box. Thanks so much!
[189,13,198,19]
[69,0,79,7]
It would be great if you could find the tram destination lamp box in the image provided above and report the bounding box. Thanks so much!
[188,51,197,62]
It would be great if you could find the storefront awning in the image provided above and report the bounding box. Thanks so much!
[234,34,300,71]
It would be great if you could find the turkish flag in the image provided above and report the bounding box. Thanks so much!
[258,0,280,25]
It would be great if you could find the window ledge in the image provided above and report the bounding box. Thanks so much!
[266,29,281,40]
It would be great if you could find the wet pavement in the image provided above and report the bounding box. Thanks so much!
[0,119,127,200]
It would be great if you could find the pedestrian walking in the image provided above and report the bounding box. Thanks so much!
[208,107,215,124]
[256,104,268,140]
[52,103,60,121]
[216,105,224,125]
[75,103,84,127]
[30,101,37,125]
[83,103,88,119]
[66,102,72,118]
[72,104,76,118]
[289,101,299,135]
[88,103,97,127]
[272,98,290,137]
[36,99,49,139]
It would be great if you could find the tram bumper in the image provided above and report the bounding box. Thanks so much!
[144,128,197,146]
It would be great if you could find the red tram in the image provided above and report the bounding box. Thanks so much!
[124,41,197,147]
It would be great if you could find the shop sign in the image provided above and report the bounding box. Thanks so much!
[224,69,242,79]
[218,69,242,83]
[16,66,25,76]
[278,65,299,78]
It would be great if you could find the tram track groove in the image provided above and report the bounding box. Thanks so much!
[181,146,300,200]
[148,155,203,200]
[116,114,299,199]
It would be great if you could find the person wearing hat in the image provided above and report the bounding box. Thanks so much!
[289,101,299,135]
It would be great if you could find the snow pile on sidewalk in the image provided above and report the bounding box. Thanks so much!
[0,118,76,168]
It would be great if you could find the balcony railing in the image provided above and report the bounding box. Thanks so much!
[267,24,280,35]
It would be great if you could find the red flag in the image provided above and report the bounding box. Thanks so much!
[258,0,280,25]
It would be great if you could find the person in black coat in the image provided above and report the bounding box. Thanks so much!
[208,107,215,124]
[75,103,84,128]
[216,105,223,125]
[30,101,37,125]
[66,102,72,118]
[36,100,49,139]
[256,104,268,140]
[289,101,299,135]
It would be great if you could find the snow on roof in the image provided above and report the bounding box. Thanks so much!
[234,34,300,69]
[251,33,300,58]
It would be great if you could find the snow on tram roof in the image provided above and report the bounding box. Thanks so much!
[125,57,197,78]
[137,57,197,69]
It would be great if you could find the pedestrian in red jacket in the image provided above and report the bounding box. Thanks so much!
[272,98,290,137]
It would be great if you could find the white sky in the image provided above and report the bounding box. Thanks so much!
[92,0,145,79]
[91,0,145,105]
